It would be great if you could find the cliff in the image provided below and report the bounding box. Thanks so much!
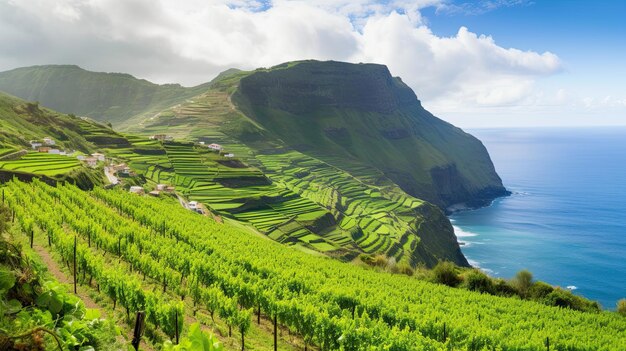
[232,60,509,210]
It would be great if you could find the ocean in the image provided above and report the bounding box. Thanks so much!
[451,127,626,309]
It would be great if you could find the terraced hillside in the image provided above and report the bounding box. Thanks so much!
[0,92,126,187]
[0,61,509,267]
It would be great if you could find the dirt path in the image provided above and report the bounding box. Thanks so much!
[33,243,103,312]
[32,243,154,351]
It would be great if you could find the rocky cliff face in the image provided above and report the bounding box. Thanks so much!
[234,60,509,210]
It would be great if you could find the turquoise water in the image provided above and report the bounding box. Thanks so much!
[451,127,626,309]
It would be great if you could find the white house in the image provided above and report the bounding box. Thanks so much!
[42,137,56,146]
[30,141,42,149]
[59,151,67,156]
[129,186,144,194]
[156,184,167,191]
[198,141,205,145]
[76,155,86,161]
[150,134,174,142]
[208,143,222,151]
[224,153,235,158]
[91,153,105,162]
[48,149,61,155]
[188,201,199,209]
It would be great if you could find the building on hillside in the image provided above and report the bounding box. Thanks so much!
[224,153,235,158]
[198,141,205,145]
[208,143,222,151]
[48,149,61,155]
[76,155,86,161]
[188,201,199,209]
[165,186,176,192]
[59,151,67,156]
[148,190,161,197]
[84,157,98,168]
[42,137,56,146]
[38,147,51,153]
[150,134,174,142]
[91,153,105,162]
[156,184,167,191]
[129,186,144,195]
[30,141,42,149]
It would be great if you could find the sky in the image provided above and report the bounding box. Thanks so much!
[0,0,624,128]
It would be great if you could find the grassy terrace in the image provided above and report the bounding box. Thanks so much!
[110,139,342,253]
[0,152,81,176]
[255,150,432,265]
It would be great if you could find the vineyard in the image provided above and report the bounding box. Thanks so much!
[3,179,626,350]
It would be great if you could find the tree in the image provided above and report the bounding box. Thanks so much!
[464,269,494,294]
[431,261,461,287]
[511,270,533,298]
[617,299,626,317]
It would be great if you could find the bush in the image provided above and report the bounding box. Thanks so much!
[511,270,533,298]
[431,261,461,287]
[529,281,554,300]
[543,288,600,312]
[464,270,494,294]
[616,299,626,317]
[492,278,517,297]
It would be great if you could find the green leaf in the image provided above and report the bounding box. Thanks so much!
[36,291,51,307]
[0,267,16,293]
[84,308,101,320]
[3,299,22,314]
[48,293,64,314]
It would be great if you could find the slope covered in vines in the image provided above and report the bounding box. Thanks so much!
[3,179,626,350]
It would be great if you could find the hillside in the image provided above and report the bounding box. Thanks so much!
[0,65,209,128]
[3,179,626,351]
[0,92,133,188]
[232,61,509,209]
[0,61,508,268]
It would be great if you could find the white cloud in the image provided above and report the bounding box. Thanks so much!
[0,0,563,113]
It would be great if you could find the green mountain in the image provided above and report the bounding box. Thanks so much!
[0,61,508,267]
[0,65,208,129]
[232,60,509,209]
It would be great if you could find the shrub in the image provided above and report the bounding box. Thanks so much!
[511,270,533,298]
[464,270,494,294]
[617,299,626,316]
[543,288,600,312]
[492,278,517,297]
[431,261,461,287]
[529,281,554,300]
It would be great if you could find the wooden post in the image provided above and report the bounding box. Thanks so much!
[273,314,277,351]
[131,311,146,351]
[30,229,34,248]
[546,337,550,351]
[73,235,77,294]
[175,309,179,345]
[241,328,245,351]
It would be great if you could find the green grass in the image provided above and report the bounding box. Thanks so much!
[0,152,81,176]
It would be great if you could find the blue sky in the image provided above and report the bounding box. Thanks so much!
[0,0,624,128]
[421,0,626,127]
